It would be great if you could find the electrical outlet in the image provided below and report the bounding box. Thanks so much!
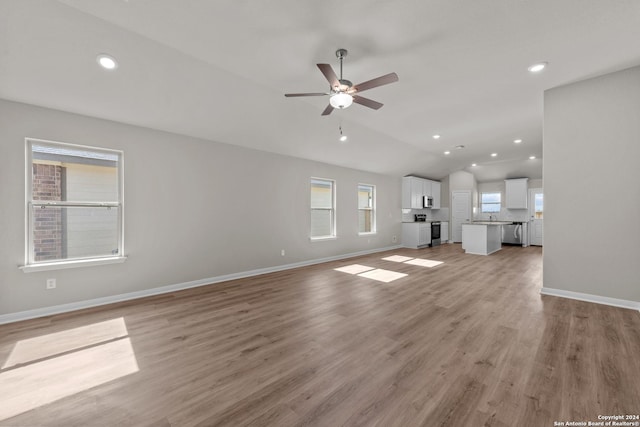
[281,249,285,256]
[392,235,397,243]
[46,278,56,289]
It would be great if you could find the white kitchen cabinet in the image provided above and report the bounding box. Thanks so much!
[402,222,431,248]
[505,178,529,209]
[441,221,449,243]
[402,177,412,209]
[423,179,432,198]
[431,181,441,209]
[402,176,426,209]
[418,224,430,246]
[402,177,441,210]
[462,223,502,255]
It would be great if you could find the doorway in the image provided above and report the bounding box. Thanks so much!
[529,188,543,246]
[451,190,471,243]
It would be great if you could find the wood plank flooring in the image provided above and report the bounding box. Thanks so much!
[1,244,639,426]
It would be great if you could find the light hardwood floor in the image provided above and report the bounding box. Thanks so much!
[1,244,639,426]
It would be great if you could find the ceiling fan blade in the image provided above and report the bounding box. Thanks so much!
[353,95,383,110]
[321,104,334,116]
[284,93,327,97]
[317,64,340,88]
[353,72,399,93]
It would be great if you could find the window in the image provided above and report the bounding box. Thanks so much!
[534,193,544,219]
[481,192,501,213]
[310,178,335,239]
[358,184,375,234]
[25,138,123,268]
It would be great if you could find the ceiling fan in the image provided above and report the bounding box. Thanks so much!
[285,48,399,116]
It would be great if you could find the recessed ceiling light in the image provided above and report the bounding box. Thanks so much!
[444,151,451,155]
[513,139,522,144]
[528,62,547,73]
[433,134,441,140]
[529,156,536,160]
[491,153,497,157]
[471,163,477,167]
[97,54,118,70]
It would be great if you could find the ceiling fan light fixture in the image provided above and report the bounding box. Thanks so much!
[329,92,353,109]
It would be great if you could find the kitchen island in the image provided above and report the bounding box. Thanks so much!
[461,221,512,255]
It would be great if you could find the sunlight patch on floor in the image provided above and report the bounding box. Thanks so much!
[2,317,129,369]
[0,318,139,421]
[357,269,408,283]
[404,259,444,268]
[334,264,407,283]
[382,255,414,262]
[334,264,375,275]
[382,254,444,268]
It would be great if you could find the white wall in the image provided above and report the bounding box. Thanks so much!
[440,176,450,208]
[0,99,402,317]
[449,170,477,214]
[543,65,640,303]
[449,170,476,193]
[475,179,543,221]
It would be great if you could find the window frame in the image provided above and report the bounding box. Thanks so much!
[357,183,376,235]
[22,137,125,272]
[480,191,502,213]
[309,177,336,241]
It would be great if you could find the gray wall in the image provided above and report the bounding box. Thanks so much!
[0,99,402,316]
[543,65,640,302]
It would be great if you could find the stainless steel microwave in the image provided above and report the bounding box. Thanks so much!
[423,195,433,208]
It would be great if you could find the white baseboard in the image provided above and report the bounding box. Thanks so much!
[541,287,640,312]
[0,245,402,325]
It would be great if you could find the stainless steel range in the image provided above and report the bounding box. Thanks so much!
[430,221,441,247]
[414,215,441,247]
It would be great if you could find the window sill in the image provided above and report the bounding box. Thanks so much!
[310,236,337,242]
[20,256,127,273]
[358,232,377,236]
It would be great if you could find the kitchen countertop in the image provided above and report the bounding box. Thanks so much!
[402,220,446,223]
[465,221,513,225]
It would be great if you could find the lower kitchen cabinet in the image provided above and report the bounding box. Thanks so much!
[441,221,449,243]
[402,222,431,248]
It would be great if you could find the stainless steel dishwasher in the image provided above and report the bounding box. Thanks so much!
[502,222,524,245]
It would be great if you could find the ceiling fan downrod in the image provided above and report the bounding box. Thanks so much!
[335,48,352,91]
[336,48,347,81]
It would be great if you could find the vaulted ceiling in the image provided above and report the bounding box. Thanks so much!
[1,1,639,181]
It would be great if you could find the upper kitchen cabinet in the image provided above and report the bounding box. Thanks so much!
[505,178,528,209]
[423,179,432,198]
[402,176,424,209]
[431,181,441,209]
[402,176,441,209]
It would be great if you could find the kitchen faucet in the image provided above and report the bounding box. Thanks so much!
[489,215,494,221]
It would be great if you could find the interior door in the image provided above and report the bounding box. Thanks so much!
[529,188,543,246]
[451,191,471,243]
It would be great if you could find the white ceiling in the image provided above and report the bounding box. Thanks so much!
[1,1,639,182]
